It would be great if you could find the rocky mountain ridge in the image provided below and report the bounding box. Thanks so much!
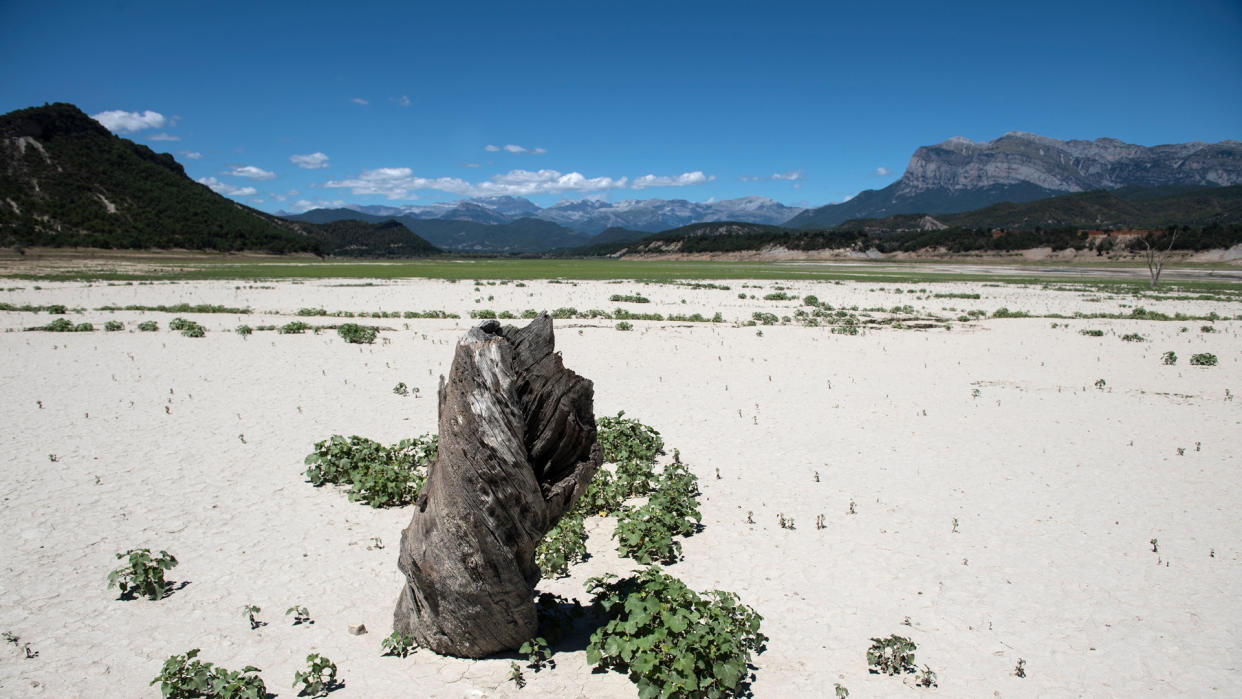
[788,134,1242,228]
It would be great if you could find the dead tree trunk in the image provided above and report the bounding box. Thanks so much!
[394,313,601,657]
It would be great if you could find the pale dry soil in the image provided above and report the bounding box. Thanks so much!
[0,278,1239,698]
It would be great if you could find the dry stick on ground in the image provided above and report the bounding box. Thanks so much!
[1142,230,1178,289]
[393,313,601,657]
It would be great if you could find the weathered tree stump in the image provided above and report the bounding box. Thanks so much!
[394,313,601,657]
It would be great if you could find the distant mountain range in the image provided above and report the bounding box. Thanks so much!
[787,132,1242,228]
[289,194,805,238]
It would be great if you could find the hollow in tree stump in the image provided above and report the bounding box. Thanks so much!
[393,314,601,657]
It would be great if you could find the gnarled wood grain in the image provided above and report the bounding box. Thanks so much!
[394,314,600,657]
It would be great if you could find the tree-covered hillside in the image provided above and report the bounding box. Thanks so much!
[0,103,320,253]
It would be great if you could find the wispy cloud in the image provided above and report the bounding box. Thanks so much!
[392,95,411,107]
[223,165,276,180]
[147,133,180,142]
[179,151,203,160]
[289,152,330,170]
[351,97,369,105]
[486,144,547,154]
[630,171,713,190]
[871,166,892,177]
[198,176,257,197]
[740,170,804,183]
[91,109,166,133]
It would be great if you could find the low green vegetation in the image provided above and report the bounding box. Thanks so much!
[108,548,178,600]
[381,631,418,658]
[137,320,159,331]
[151,648,266,699]
[336,322,377,344]
[169,317,205,337]
[1190,353,1219,366]
[586,566,767,699]
[304,434,437,507]
[292,653,339,697]
[97,303,250,314]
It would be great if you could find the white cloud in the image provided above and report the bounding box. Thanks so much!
[351,97,369,105]
[323,167,634,199]
[501,144,547,154]
[841,192,857,202]
[630,171,713,190]
[290,199,347,213]
[484,145,501,152]
[740,170,803,183]
[872,166,892,177]
[91,109,166,133]
[223,165,277,180]
[289,152,330,170]
[179,151,203,160]
[197,177,258,197]
[393,95,411,107]
[147,133,180,142]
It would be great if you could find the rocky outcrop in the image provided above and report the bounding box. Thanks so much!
[789,133,1242,229]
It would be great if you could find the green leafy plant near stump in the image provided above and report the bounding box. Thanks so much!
[304,433,437,508]
[586,566,766,699]
[107,548,178,600]
[293,653,339,696]
[151,648,267,699]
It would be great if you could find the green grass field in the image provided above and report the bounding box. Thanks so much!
[2,251,1241,294]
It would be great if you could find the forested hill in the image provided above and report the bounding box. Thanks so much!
[0,102,320,253]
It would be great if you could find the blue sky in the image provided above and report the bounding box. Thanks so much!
[2,0,1240,214]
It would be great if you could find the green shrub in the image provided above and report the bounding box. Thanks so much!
[586,567,766,699]
[137,320,159,332]
[381,631,418,658]
[1201,325,1217,333]
[73,322,95,332]
[1079,329,1105,337]
[537,513,589,578]
[469,309,497,319]
[337,323,377,344]
[1190,353,1218,366]
[104,320,123,331]
[992,307,1031,318]
[47,304,67,314]
[304,434,437,507]
[752,311,779,325]
[613,462,701,564]
[610,294,651,303]
[37,317,73,331]
[1120,333,1147,342]
[292,653,338,696]
[278,321,311,334]
[1162,351,1177,365]
[236,324,253,337]
[763,292,795,301]
[151,648,267,699]
[169,317,205,337]
[867,634,918,676]
[108,548,178,600]
[616,321,634,331]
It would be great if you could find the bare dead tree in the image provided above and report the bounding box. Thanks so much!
[1142,229,1178,289]
[393,314,600,657]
